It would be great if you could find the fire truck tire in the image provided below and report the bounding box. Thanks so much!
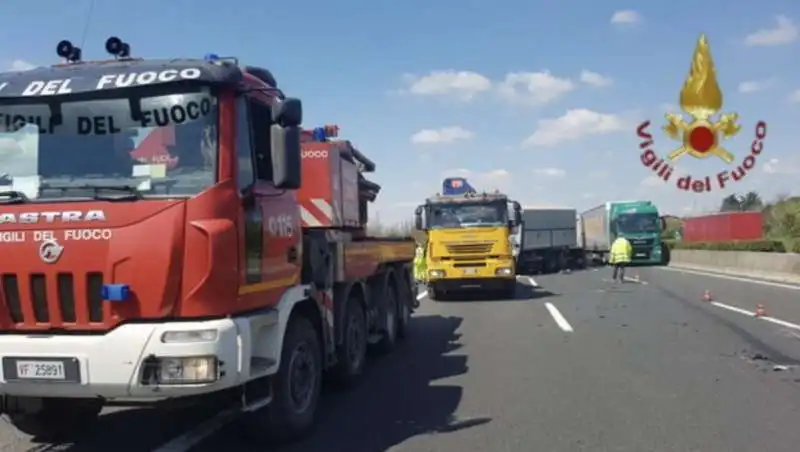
[376,276,399,353]
[243,316,322,444]
[6,397,101,441]
[397,271,412,339]
[332,295,367,385]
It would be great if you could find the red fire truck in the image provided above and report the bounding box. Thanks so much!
[0,38,415,442]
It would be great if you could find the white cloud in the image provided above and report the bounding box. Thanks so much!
[8,60,35,72]
[521,109,626,148]
[788,89,800,103]
[410,126,474,145]
[641,175,667,188]
[610,10,641,25]
[763,157,800,175]
[581,192,595,199]
[497,71,575,106]
[580,70,613,87]
[744,15,798,46]
[533,167,565,177]
[738,79,774,93]
[588,170,610,180]
[443,168,512,192]
[403,70,492,101]
[660,102,681,113]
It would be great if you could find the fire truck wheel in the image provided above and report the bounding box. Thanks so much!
[244,316,322,444]
[376,278,399,353]
[333,296,367,385]
[397,274,412,339]
[6,397,101,441]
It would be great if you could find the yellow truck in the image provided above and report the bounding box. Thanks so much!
[414,178,522,300]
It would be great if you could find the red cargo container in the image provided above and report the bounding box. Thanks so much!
[682,211,763,243]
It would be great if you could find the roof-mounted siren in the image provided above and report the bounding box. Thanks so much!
[56,40,82,63]
[105,36,131,59]
[442,177,476,196]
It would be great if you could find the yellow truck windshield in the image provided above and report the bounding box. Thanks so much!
[428,201,507,229]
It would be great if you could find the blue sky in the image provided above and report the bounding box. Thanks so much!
[2,0,799,225]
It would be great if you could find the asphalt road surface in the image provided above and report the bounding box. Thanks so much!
[3,266,800,452]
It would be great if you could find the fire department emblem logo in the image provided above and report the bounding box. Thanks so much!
[39,239,64,264]
[636,33,767,194]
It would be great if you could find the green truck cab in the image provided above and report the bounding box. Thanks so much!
[581,200,666,265]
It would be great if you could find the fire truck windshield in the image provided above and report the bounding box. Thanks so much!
[428,201,508,229]
[0,88,218,200]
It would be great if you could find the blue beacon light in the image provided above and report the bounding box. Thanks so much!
[102,284,131,302]
[312,127,327,141]
[204,53,220,63]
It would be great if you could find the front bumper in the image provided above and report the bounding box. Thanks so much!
[431,277,515,292]
[427,257,515,290]
[0,318,244,401]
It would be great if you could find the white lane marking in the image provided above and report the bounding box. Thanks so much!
[544,302,574,332]
[761,316,800,331]
[710,301,755,316]
[658,266,800,291]
[624,277,648,285]
[416,290,428,300]
[709,301,800,331]
[526,276,538,287]
[151,407,240,452]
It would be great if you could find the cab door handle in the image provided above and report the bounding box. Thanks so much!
[288,246,298,263]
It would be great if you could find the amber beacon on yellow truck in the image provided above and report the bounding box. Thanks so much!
[414,178,522,300]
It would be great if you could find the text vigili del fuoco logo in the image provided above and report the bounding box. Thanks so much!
[637,34,767,193]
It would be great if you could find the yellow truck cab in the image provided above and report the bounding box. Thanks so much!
[414,178,522,300]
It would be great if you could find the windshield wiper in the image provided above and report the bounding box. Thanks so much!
[0,190,29,205]
[40,183,143,201]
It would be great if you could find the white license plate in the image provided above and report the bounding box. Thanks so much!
[15,360,66,380]
[636,253,646,257]
[462,268,478,275]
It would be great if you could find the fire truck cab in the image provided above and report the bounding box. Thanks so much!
[0,38,415,443]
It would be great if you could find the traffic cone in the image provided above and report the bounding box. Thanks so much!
[755,304,766,317]
[702,290,713,302]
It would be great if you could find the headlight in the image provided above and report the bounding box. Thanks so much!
[495,267,513,276]
[428,269,445,278]
[161,329,218,343]
[157,356,219,384]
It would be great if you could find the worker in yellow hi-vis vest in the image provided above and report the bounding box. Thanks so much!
[609,236,633,283]
[413,243,427,284]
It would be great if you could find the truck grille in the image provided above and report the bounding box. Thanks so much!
[445,242,493,255]
[1,272,105,327]
[629,238,655,247]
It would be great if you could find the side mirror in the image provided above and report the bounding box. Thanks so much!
[513,201,522,226]
[272,97,302,127]
[270,125,301,189]
[659,216,667,232]
[414,206,424,230]
[610,221,618,235]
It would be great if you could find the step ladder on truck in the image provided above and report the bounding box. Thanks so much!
[0,37,415,443]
